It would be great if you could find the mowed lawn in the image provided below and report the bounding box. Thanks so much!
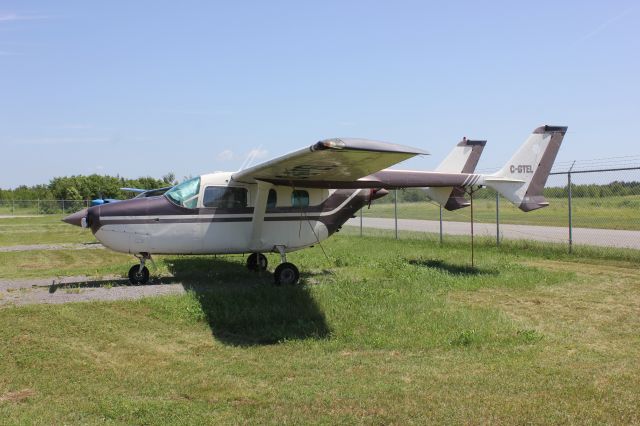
[0,218,639,423]
[0,215,97,246]
[364,195,640,230]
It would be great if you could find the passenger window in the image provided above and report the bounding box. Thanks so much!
[267,189,277,209]
[291,190,309,208]
[203,186,248,208]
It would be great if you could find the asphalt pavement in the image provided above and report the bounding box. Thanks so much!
[346,217,640,250]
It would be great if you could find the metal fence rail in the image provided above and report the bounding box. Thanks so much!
[0,200,90,215]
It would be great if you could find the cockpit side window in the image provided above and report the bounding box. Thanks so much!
[164,177,200,209]
[291,190,309,208]
[267,189,277,209]
[203,186,248,209]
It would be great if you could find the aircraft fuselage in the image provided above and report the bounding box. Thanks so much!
[65,172,385,256]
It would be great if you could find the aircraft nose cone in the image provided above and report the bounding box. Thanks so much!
[62,208,88,227]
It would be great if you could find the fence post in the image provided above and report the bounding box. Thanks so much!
[470,189,475,267]
[394,189,398,239]
[568,171,573,253]
[62,200,65,215]
[496,192,500,246]
[12,199,14,215]
[439,204,443,245]
[37,199,40,214]
[359,208,363,237]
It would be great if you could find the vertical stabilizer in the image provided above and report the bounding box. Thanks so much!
[425,138,486,210]
[484,125,567,212]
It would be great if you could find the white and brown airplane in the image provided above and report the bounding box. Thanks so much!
[63,125,567,285]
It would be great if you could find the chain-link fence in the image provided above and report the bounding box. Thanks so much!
[0,200,89,216]
[353,167,640,251]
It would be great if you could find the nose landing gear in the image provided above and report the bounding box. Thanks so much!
[129,253,152,284]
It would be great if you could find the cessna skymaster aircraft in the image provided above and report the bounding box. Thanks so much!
[63,125,567,285]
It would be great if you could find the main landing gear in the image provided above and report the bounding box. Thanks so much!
[274,262,299,286]
[246,252,268,272]
[246,247,300,286]
[273,246,299,286]
[129,253,152,284]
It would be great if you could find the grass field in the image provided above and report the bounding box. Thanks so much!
[0,215,97,247]
[1,217,639,423]
[365,195,640,230]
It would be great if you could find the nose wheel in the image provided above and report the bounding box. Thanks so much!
[129,253,152,284]
[128,265,150,284]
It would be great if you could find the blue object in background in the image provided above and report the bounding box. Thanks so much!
[90,198,121,207]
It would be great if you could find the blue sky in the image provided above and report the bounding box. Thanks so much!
[1,1,638,188]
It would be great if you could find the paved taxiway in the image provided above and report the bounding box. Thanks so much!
[347,217,640,250]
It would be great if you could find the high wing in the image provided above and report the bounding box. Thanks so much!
[231,138,428,186]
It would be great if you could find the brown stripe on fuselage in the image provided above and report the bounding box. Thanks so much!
[90,189,371,236]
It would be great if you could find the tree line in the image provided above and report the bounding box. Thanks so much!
[0,173,177,201]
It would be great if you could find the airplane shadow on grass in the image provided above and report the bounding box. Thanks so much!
[45,257,331,346]
[166,257,332,347]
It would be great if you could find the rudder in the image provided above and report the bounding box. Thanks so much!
[485,125,567,212]
[425,138,486,210]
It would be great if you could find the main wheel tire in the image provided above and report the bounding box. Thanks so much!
[128,265,150,284]
[247,253,268,272]
[274,262,300,286]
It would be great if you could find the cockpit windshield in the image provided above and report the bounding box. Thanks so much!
[164,177,200,209]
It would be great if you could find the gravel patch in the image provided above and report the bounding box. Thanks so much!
[0,275,186,307]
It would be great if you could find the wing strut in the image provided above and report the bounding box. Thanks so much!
[248,181,272,251]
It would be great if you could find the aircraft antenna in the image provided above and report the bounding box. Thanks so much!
[238,145,264,171]
[292,182,332,265]
[305,214,331,264]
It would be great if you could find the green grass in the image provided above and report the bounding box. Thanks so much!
[0,215,96,246]
[0,249,131,279]
[365,195,640,230]
[1,215,640,423]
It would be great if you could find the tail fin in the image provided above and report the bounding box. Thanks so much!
[484,125,567,212]
[425,138,486,210]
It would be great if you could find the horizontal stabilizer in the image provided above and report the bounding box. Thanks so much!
[483,177,526,183]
